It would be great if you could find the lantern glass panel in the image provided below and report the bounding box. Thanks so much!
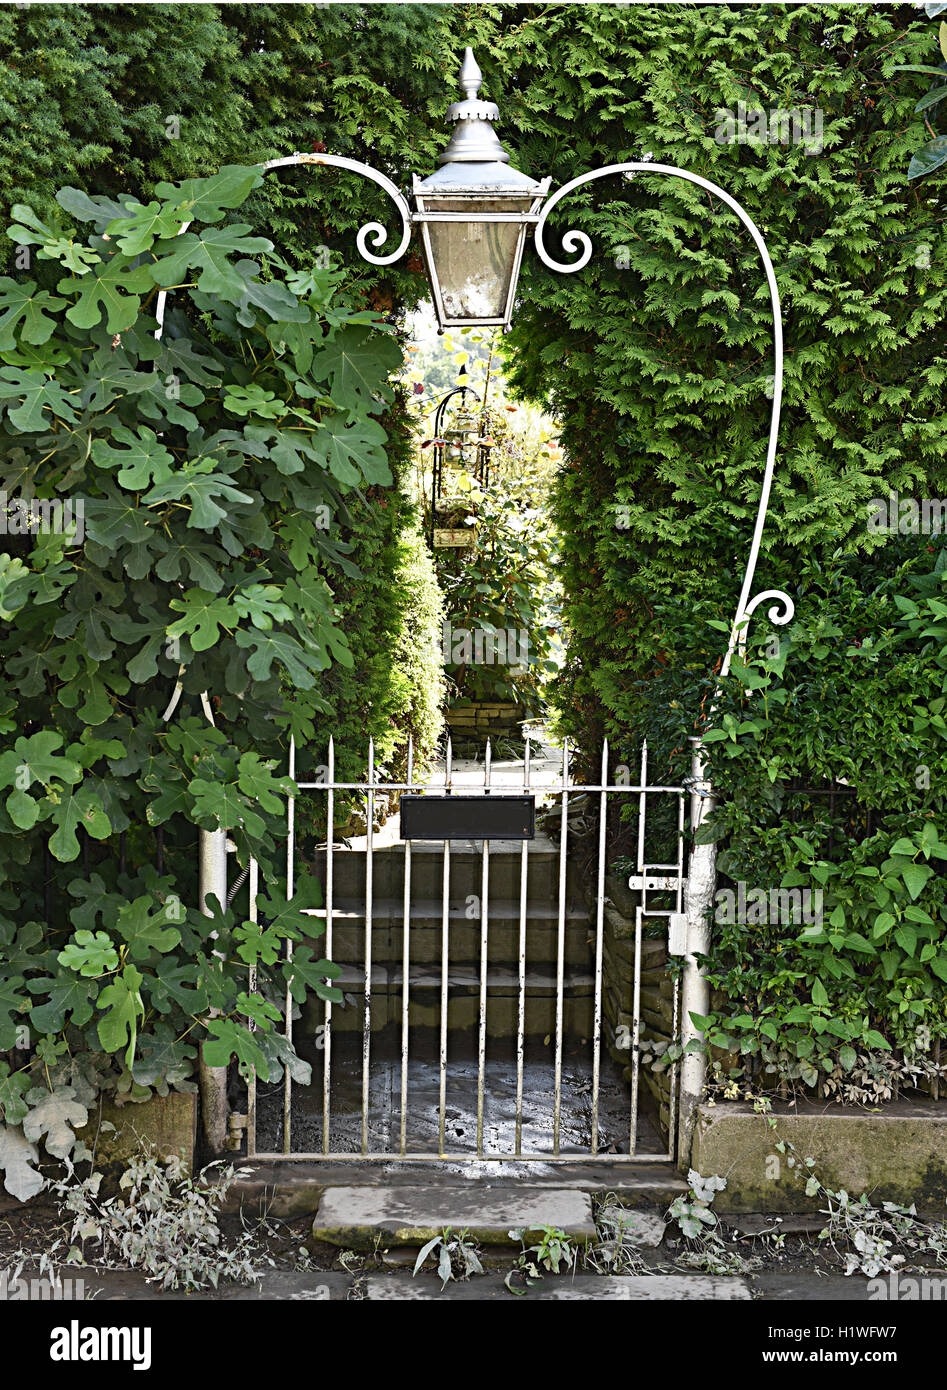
[424,198,533,324]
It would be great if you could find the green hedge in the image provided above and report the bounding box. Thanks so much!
[641,540,947,1089]
[493,4,947,1087]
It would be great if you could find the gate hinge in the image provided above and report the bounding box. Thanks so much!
[225,1112,248,1151]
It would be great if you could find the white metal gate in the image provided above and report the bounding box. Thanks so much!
[245,735,689,1163]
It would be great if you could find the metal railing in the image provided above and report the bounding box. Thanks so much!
[246,735,689,1163]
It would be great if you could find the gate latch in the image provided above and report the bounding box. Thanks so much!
[627,873,681,892]
[668,913,688,956]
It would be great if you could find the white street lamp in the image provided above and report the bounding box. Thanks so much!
[411,49,549,329]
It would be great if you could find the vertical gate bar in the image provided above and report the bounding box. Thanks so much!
[322,737,335,1156]
[668,789,685,1159]
[630,904,643,1155]
[247,856,259,1158]
[438,737,453,1155]
[280,739,294,1162]
[514,734,531,1155]
[399,737,414,1155]
[553,737,569,1155]
[590,739,608,1155]
[476,740,492,1156]
[361,737,374,1155]
[630,740,647,1156]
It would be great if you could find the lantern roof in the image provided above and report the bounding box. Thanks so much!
[415,47,546,198]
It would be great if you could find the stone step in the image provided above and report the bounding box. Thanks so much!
[224,1159,687,1217]
[303,964,600,1034]
[303,897,595,966]
[306,846,578,901]
[331,963,598,992]
[311,1184,597,1249]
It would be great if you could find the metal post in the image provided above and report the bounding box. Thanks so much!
[678,737,717,1170]
[198,826,229,1156]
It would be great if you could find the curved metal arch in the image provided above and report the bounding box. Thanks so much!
[155,151,413,344]
[534,162,793,679]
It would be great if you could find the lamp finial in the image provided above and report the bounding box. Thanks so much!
[438,47,510,165]
[459,47,482,101]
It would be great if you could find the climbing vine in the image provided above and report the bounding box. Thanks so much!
[0,164,405,1197]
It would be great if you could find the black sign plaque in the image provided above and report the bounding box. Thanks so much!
[400,794,535,842]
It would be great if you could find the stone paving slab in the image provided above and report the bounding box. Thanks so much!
[363,1273,752,1300]
[224,1161,686,1218]
[312,1184,597,1248]
[598,1203,667,1247]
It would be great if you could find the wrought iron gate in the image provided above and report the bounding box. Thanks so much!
[245,735,690,1163]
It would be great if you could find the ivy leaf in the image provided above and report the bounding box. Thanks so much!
[26,973,96,1032]
[22,1086,88,1160]
[58,930,119,977]
[0,367,77,431]
[308,325,399,417]
[103,199,189,255]
[48,788,111,863]
[0,1125,44,1202]
[235,627,322,689]
[57,254,155,333]
[0,277,66,349]
[167,589,238,651]
[152,164,264,224]
[311,412,392,486]
[114,895,182,959]
[91,426,175,490]
[152,224,272,303]
[96,965,145,1067]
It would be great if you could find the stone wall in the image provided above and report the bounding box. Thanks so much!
[693,1101,947,1213]
[445,700,525,750]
